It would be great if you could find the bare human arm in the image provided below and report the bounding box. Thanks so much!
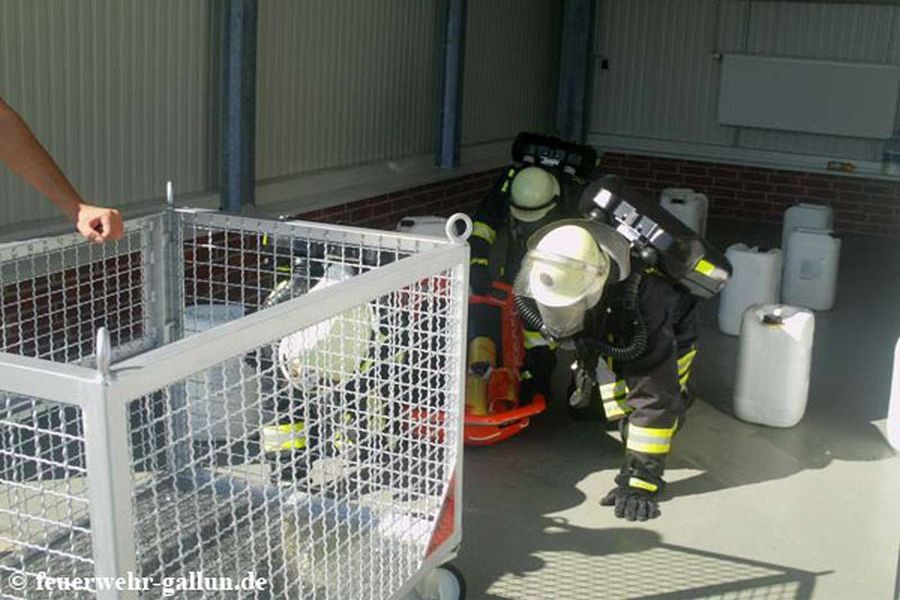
[0,96,123,242]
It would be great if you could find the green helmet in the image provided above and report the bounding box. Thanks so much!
[510,167,560,223]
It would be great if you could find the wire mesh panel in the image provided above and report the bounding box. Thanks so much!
[0,211,467,599]
[0,219,160,365]
[127,257,464,599]
[0,393,94,599]
[178,211,428,328]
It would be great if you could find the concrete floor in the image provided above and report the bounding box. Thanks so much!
[455,220,900,600]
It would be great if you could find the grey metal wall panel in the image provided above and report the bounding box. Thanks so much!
[745,2,893,62]
[590,0,900,163]
[888,6,900,132]
[255,0,439,181]
[739,1,896,159]
[0,0,215,229]
[461,0,561,145]
[718,1,750,54]
[591,0,734,146]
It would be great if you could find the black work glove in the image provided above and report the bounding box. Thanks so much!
[600,474,662,521]
[469,264,492,297]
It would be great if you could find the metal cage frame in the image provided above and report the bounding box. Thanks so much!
[0,209,470,600]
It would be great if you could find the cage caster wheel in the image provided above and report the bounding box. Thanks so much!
[415,563,466,600]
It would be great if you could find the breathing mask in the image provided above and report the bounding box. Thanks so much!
[514,221,630,340]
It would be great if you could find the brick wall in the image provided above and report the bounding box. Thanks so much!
[294,169,505,229]
[292,153,900,236]
[600,152,900,236]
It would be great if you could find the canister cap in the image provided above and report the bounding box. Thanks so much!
[763,307,784,325]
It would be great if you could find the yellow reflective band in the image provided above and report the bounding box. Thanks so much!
[679,372,691,388]
[262,234,269,246]
[677,349,697,372]
[600,380,629,401]
[471,257,489,266]
[629,477,659,493]
[523,330,550,349]
[695,259,716,276]
[366,394,386,433]
[603,400,627,419]
[472,221,497,244]
[626,439,671,455]
[508,168,516,178]
[627,421,678,455]
[262,422,307,452]
[629,423,677,439]
[501,181,510,193]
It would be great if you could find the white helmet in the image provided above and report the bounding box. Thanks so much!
[510,167,560,223]
[527,225,609,309]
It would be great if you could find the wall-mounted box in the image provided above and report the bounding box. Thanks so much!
[718,54,900,139]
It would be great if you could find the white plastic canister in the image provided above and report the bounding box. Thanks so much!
[184,304,260,441]
[782,203,833,254]
[660,188,709,236]
[888,337,900,450]
[734,304,815,428]
[396,216,447,237]
[717,244,782,336]
[782,228,841,311]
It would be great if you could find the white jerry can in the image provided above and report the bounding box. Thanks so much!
[889,337,900,450]
[396,215,448,237]
[660,188,709,237]
[184,304,261,440]
[734,304,815,428]
[782,228,841,311]
[717,244,782,336]
[781,203,833,255]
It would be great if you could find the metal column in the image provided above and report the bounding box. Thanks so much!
[221,0,258,213]
[83,330,138,600]
[435,0,468,169]
[556,0,595,144]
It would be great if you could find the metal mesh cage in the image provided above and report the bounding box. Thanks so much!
[0,220,160,365]
[0,394,95,599]
[0,210,468,600]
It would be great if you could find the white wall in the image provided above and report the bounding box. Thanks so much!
[0,0,562,235]
[0,0,216,237]
[590,0,900,171]
[256,0,563,214]
[462,0,562,145]
[255,0,439,181]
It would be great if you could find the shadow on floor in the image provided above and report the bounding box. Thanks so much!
[457,408,828,599]
[458,220,896,597]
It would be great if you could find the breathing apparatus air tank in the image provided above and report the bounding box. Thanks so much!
[581,176,732,299]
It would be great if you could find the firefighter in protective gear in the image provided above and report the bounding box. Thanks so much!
[470,166,565,294]
[515,221,700,522]
[468,166,574,406]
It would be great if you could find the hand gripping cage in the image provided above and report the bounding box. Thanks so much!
[0,207,470,599]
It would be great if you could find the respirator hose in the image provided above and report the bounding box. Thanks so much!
[515,294,548,339]
[583,271,647,362]
[514,271,647,362]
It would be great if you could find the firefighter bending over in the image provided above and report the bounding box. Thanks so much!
[514,176,730,521]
